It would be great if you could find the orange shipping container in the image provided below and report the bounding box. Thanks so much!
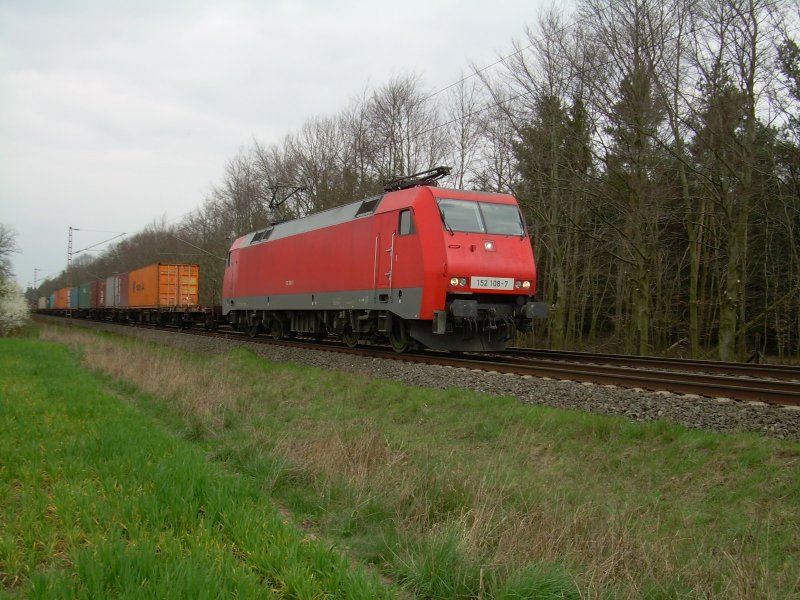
[127,263,200,308]
[54,287,70,309]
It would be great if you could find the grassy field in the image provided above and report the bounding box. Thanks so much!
[0,331,394,599]
[4,321,800,598]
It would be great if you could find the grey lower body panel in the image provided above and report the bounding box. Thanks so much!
[224,288,544,352]
[223,287,424,321]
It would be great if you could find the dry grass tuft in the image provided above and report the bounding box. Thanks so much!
[40,327,244,434]
[279,422,408,488]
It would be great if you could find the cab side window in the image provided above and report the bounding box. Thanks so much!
[399,209,416,235]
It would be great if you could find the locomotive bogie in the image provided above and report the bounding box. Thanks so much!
[228,307,393,346]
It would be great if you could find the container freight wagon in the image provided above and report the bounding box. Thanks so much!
[128,263,199,308]
[48,293,55,309]
[69,287,79,309]
[37,297,47,310]
[117,263,208,329]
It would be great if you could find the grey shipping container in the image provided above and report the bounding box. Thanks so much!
[117,272,129,307]
[105,275,117,307]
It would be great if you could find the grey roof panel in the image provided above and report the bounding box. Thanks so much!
[248,194,384,245]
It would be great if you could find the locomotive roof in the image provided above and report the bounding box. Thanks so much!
[236,192,388,248]
[230,186,518,250]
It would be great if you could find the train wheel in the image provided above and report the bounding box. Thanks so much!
[270,320,284,341]
[389,320,410,353]
[247,322,260,338]
[342,326,358,348]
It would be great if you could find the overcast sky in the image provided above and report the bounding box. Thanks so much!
[1,0,552,290]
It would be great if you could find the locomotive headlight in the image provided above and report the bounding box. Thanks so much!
[514,280,522,289]
[450,277,459,286]
[458,278,467,286]
[484,240,495,251]
[522,280,531,289]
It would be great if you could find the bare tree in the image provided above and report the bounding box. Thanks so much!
[443,76,485,188]
[365,73,446,179]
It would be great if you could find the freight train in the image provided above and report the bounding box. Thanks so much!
[39,263,209,329]
[37,170,548,352]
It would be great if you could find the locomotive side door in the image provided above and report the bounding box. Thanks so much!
[392,207,423,318]
[372,208,421,312]
[222,249,237,308]
[372,212,395,303]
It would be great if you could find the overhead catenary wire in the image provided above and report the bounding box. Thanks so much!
[420,40,537,103]
[418,3,604,104]
[416,0,787,138]
[73,232,126,256]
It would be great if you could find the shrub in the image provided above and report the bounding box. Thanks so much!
[0,278,29,336]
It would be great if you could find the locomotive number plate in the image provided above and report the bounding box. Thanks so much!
[470,276,514,290]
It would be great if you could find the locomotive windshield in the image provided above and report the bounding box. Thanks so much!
[436,199,525,236]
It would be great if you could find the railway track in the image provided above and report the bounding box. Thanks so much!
[129,327,800,407]
[40,316,800,408]
[453,352,800,407]
[502,347,800,381]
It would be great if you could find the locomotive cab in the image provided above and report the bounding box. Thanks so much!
[400,189,547,352]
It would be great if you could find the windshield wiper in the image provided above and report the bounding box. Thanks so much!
[438,207,454,236]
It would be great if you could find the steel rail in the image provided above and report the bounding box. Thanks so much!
[429,353,800,406]
[502,347,800,380]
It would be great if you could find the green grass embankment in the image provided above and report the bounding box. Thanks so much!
[5,321,800,598]
[0,334,394,599]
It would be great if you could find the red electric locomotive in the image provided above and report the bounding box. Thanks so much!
[222,169,547,352]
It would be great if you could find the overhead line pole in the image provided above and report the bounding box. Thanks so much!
[67,227,78,317]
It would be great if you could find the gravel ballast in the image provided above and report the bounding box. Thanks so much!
[43,317,800,441]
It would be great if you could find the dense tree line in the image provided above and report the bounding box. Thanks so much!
[499,0,800,360]
[35,0,800,360]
